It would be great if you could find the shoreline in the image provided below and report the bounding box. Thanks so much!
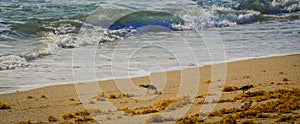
[1,53,299,95]
[0,54,299,123]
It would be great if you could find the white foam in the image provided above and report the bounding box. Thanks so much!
[0,55,29,70]
[0,44,13,48]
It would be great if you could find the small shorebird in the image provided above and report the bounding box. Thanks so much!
[239,85,254,93]
[241,101,253,110]
[139,84,157,94]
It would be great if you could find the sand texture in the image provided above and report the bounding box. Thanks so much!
[0,54,299,124]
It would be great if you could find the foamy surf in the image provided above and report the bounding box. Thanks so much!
[0,55,29,70]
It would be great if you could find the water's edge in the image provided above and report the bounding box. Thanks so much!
[1,53,298,95]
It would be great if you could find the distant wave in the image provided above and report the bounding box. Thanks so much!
[194,0,300,26]
[236,0,300,14]
[196,0,300,14]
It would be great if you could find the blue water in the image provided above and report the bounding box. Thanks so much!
[0,0,300,94]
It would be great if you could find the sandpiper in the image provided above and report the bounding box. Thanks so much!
[139,84,157,94]
[239,85,254,93]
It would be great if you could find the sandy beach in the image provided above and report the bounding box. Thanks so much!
[0,54,299,124]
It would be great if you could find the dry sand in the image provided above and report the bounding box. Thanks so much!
[0,54,299,124]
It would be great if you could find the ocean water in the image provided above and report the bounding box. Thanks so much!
[0,0,300,94]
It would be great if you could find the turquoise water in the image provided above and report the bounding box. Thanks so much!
[0,0,299,93]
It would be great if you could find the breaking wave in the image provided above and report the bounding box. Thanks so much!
[1,0,299,71]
